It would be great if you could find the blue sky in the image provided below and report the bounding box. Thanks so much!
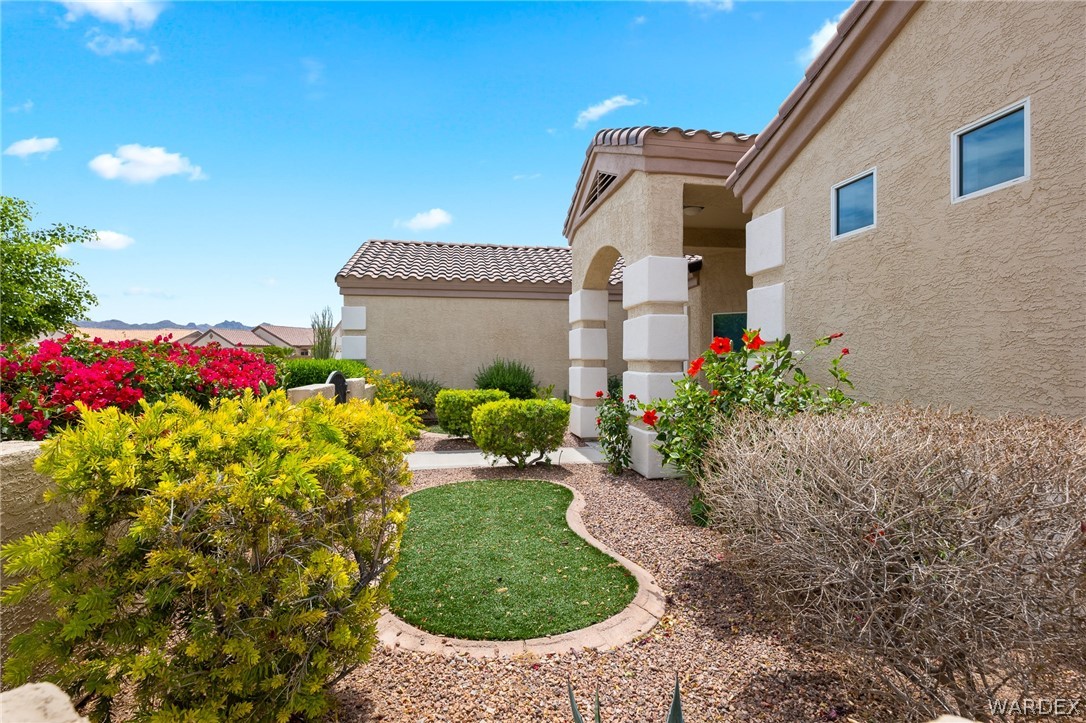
[3,0,850,327]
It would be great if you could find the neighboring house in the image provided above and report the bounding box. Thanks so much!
[724,0,1084,419]
[252,324,315,357]
[335,240,704,392]
[185,328,275,350]
[562,0,1083,477]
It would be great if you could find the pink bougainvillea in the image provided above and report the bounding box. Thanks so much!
[1,335,278,440]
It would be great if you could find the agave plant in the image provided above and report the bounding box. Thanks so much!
[568,675,683,722]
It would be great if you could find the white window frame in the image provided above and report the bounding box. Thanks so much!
[951,97,1031,203]
[830,167,877,241]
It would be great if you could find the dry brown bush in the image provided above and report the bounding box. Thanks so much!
[700,404,1086,721]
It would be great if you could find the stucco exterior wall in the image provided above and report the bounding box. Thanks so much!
[749,1,1086,417]
[0,442,72,670]
[686,246,750,360]
[571,172,686,291]
[342,294,625,392]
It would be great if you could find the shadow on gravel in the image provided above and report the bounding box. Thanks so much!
[618,474,697,526]
[728,669,856,722]
[673,557,767,641]
[331,688,380,721]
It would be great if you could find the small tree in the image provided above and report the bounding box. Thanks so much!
[1,196,99,344]
[311,305,334,359]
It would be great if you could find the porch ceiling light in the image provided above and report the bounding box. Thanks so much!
[683,205,705,217]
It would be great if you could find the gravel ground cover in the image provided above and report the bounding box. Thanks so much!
[333,463,895,722]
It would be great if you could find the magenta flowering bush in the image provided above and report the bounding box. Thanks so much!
[0,335,278,440]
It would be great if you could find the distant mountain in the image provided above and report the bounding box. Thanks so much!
[77,319,250,331]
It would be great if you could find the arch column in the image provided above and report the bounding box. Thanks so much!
[568,289,609,438]
[622,256,688,478]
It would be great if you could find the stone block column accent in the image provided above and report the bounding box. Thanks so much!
[622,256,688,478]
[340,303,367,360]
[568,289,609,439]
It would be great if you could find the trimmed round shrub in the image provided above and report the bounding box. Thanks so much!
[473,358,537,400]
[701,405,1086,720]
[1,390,412,721]
[435,388,508,437]
[471,398,570,468]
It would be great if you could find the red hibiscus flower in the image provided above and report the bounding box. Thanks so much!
[710,336,731,354]
[742,330,766,351]
[710,390,720,397]
[628,393,637,400]
[841,348,850,356]
[595,417,601,426]
[642,409,658,426]
[595,390,604,398]
[828,332,844,340]
[687,356,705,377]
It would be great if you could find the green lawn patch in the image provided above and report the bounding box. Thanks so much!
[389,480,637,640]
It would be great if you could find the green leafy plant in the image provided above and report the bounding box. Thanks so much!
[569,675,684,722]
[281,358,370,388]
[471,398,570,468]
[434,388,509,437]
[473,358,538,400]
[310,305,335,359]
[1,196,99,345]
[403,374,445,420]
[641,330,856,480]
[595,389,637,475]
[1,390,412,721]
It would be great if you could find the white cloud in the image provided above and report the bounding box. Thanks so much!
[261,277,279,287]
[86,29,144,56]
[9,100,34,114]
[632,15,647,25]
[688,0,734,15]
[574,95,641,130]
[797,12,844,67]
[89,144,206,183]
[87,230,135,250]
[396,208,453,232]
[513,173,542,181]
[125,286,173,298]
[301,58,325,85]
[4,137,60,158]
[146,45,161,64]
[60,1,166,30]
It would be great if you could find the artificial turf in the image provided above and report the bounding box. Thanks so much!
[388,480,637,640]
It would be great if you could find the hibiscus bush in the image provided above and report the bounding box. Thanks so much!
[642,330,856,480]
[0,335,278,440]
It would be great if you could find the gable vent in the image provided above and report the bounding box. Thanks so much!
[582,172,617,213]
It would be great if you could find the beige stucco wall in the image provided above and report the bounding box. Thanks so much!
[342,294,625,393]
[0,441,72,672]
[749,1,1086,417]
[686,246,750,360]
[571,171,686,292]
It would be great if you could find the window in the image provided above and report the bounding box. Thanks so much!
[952,99,1029,201]
[712,312,747,345]
[831,168,876,239]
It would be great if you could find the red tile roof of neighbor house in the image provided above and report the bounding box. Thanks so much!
[336,240,701,287]
[254,324,314,348]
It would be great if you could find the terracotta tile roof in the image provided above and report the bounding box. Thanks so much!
[68,327,195,343]
[199,328,273,347]
[337,240,700,287]
[255,324,314,347]
[564,126,754,238]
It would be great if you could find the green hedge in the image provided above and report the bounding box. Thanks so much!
[473,358,538,400]
[471,398,570,468]
[281,358,370,389]
[435,389,509,437]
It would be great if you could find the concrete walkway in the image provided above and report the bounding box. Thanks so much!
[406,443,605,470]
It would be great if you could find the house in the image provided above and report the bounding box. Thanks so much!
[565,0,1084,476]
[335,240,627,392]
[51,327,200,344]
[252,324,315,357]
[185,325,316,357]
[724,0,1084,418]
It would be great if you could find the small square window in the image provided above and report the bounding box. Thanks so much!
[952,99,1029,201]
[831,169,876,239]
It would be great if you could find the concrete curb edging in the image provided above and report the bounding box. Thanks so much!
[377,478,665,658]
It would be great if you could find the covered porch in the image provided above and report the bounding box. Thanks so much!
[564,126,756,478]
